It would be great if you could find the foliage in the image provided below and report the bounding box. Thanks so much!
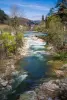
[45,0,67,60]
[58,51,67,60]
[42,15,44,21]
[16,32,23,47]
[33,15,46,32]
[0,9,8,24]
[0,32,23,57]
[47,8,54,16]
[1,32,16,54]
[56,0,67,23]
[56,0,67,8]
[9,17,19,31]
[46,15,66,51]
[34,22,46,32]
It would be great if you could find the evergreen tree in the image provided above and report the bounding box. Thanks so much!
[56,0,67,23]
[42,15,44,21]
[0,9,8,24]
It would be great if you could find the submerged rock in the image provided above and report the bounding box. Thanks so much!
[19,91,37,100]
[11,71,19,78]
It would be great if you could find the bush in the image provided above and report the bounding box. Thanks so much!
[16,33,23,47]
[0,32,23,57]
[46,15,66,51]
[1,32,16,54]
[34,22,46,32]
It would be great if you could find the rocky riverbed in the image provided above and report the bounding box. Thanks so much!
[0,38,29,100]
[19,78,67,100]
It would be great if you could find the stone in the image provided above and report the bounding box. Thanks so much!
[54,70,64,77]
[11,71,19,77]
[11,65,15,70]
[60,64,67,70]
[6,85,12,91]
[1,81,8,87]
[34,80,60,100]
[42,80,59,91]
[0,78,8,87]
[48,97,52,100]
[9,79,15,84]
[20,91,37,100]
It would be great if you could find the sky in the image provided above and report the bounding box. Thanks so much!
[0,0,57,20]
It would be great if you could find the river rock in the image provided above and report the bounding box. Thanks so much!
[54,70,64,77]
[6,85,12,91]
[48,97,53,100]
[19,91,37,100]
[0,78,8,87]
[11,71,19,78]
[9,79,15,84]
[35,80,59,100]
[59,64,67,70]
[41,80,59,91]
[1,81,8,87]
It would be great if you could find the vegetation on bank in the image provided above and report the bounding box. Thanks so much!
[0,32,23,57]
[0,9,8,24]
[0,6,30,59]
[34,0,67,60]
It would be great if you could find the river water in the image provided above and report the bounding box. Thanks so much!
[7,31,52,100]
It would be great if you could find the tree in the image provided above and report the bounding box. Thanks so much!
[9,5,24,48]
[42,15,44,22]
[9,5,20,33]
[56,0,67,8]
[47,8,54,16]
[47,15,66,51]
[0,9,8,24]
[56,0,67,23]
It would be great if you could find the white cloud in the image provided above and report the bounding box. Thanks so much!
[0,1,50,20]
[18,3,50,11]
[0,1,50,11]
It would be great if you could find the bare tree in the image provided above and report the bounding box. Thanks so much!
[10,5,21,33]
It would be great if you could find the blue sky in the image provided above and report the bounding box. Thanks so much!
[0,0,57,20]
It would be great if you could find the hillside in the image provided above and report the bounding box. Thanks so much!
[19,18,41,26]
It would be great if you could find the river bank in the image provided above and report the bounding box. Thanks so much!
[19,78,67,100]
[0,34,47,100]
[0,37,29,100]
[19,34,67,100]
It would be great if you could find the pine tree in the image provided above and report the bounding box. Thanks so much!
[42,15,44,21]
[56,0,67,23]
[0,9,8,23]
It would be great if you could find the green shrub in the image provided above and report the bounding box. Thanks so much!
[2,32,16,54]
[46,15,66,51]
[16,33,23,47]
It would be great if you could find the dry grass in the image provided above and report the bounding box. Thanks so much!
[48,60,64,70]
[0,24,10,30]
[0,60,7,73]
[48,60,67,77]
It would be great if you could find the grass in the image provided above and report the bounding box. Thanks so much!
[48,60,64,69]
[0,24,11,32]
[0,24,9,29]
[0,59,7,73]
[47,54,67,78]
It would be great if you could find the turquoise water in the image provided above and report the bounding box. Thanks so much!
[7,32,51,100]
[21,31,50,80]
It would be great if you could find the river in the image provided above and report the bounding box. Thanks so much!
[7,31,52,100]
